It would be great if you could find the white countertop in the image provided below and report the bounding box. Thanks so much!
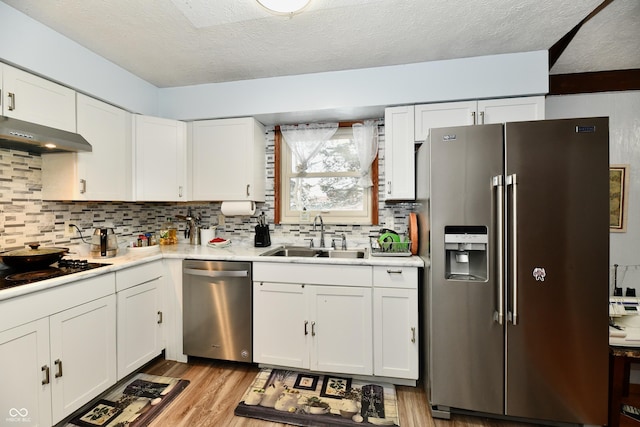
[0,239,426,302]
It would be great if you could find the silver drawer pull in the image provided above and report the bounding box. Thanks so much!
[157,311,163,324]
[386,269,403,274]
[411,327,416,343]
[184,268,248,278]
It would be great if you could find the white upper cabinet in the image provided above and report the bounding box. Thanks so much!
[414,96,546,142]
[478,96,545,124]
[384,105,416,201]
[414,101,477,142]
[1,64,76,132]
[133,115,187,202]
[42,94,132,201]
[189,117,266,201]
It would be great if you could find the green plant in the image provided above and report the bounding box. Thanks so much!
[341,387,362,401]
[305,396,330,408]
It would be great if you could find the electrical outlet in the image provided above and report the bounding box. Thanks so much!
[64,221,75,237]
[218,214,225,225]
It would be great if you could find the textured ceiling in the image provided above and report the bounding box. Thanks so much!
[2,0,637,88]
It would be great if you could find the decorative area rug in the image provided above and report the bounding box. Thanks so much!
[64,373,189,427]
[234,368,400,426]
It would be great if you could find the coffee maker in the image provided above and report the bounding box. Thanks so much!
[90,227,118,258]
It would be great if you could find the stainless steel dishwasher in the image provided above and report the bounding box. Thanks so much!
[183,260,252,362]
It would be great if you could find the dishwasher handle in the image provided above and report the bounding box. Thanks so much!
[184,268,249,278]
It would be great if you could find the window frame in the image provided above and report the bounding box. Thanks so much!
[274,121,379,225]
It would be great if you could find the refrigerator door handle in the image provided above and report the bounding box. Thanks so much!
[507,173,518,325]
[493,175,504,325]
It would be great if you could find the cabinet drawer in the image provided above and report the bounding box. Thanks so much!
[373,266,417,289]
[254,262,371,287]
[116,261,163,292]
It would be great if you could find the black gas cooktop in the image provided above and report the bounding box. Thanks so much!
[0,259,110,290]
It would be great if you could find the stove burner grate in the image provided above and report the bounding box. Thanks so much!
[6,268,64,282]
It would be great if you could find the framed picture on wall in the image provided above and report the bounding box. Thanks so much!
[610,164,630,232]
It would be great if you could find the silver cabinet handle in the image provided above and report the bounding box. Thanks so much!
[311,321,316,337]
[183,268,248,278]
[304,320,309,336]
[386,269,403,274]
[472,111,476,125]
[80,179,87,194]
[42,365,50,385]
[411,327,416,343]
[178,186,183,197]
[54,359,63,378]
[387,180,392,195]
[493,175,504,325]
[246,184,250,197]
[507,174,518,325]
[479,111,485,124]
[8,92,15,111]
[157,311,163,324]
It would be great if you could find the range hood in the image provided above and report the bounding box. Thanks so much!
[0,116,92,153]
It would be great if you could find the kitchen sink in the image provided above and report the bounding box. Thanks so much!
[260,246,318,257]
[260,246,366,259]
[327,249,366,259]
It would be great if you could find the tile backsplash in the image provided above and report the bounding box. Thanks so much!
[0,123,418,252]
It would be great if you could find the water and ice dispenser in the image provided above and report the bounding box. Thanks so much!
[444,226,488,281]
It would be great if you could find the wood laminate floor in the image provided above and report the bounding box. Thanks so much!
[141,357,540,427]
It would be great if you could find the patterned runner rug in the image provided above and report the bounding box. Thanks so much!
[234,368,400,426]
[64,373,189,427]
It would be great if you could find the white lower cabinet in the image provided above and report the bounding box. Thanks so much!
[373,288,418,379]
[50,295,117,423]
[253,281,372,376]
[252,262,419,382]
[0,318,52,426]
[373,266,419,380]
[116,262,164,380]
[253,282,308,369]
[0,294,117,426]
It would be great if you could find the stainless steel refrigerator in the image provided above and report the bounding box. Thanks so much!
[418,117,609,425]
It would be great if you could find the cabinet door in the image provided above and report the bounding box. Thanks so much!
[478,96,545,124]
[373,288,418,379]
[253,282,308,369]
[384,106,415,200]
[414,101,477,142]
[0,318,52,427]
[134,115,187,201]
[191,118,265,201]
[49,295,116,424]
[310,286,372,375]
[2,64,76,132]
[76,94,132,200]
[117,280,163,380]
[42,94,133,201]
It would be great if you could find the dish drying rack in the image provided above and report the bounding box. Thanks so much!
[369,236,412,257]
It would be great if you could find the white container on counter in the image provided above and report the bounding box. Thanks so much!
[200,227,216,245]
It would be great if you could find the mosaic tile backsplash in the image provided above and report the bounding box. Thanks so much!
[0,123,418,252]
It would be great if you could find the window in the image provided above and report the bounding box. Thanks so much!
[277,124,378,225]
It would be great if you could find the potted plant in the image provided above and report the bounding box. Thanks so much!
[304,396,330,414]
[340,388,361,418]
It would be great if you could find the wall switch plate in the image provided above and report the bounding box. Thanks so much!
[64,221,74,237]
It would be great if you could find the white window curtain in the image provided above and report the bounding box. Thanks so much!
[281,123,338,174]
[352,120,378,188]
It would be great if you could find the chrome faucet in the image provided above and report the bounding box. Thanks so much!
[313,215,325,248]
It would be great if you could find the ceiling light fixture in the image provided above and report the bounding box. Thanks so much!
[256,0,311,15]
